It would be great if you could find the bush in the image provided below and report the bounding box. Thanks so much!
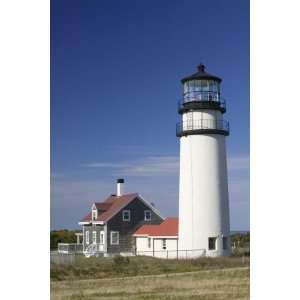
[50,230,77,250]
[231,232,250,248]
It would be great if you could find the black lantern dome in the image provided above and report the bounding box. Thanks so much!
[181,64,222,84]
[178,64,226,114]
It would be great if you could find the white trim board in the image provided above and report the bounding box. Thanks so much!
[133,235,178,239]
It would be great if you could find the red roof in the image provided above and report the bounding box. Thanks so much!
[80,193,138,223]
[134,217,178,236]
[94,202,112,211]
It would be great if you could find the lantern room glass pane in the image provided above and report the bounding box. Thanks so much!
[183,80,220,102]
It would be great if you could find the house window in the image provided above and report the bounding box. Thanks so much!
[144,210,151,221]
[100,231,104,244]
[223,237,228,250]
[162,239,166,250]
[85,230,89,244]
[148,237,151,248]
[208,237,217,250]
[92,210,97,221]
[92,231,97,244]
[110,231,119,245]
[122,210,131,221]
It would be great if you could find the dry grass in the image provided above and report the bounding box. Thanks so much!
[51,255,249,281]
[51,256,249,299]
[51,267,249,300]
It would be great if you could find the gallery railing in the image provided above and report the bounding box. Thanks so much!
[176,119,230,137]
[178,91,226,113]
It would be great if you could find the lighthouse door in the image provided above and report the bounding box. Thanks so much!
[187,112,193,130]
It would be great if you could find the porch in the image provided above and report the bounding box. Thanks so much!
[57,232,84,254]
[57,243,83,254]
[58,243,106,257]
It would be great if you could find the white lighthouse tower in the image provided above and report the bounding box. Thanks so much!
[177,64,230,257]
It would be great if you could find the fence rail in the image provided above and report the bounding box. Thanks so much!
[57,243,208,259]
[136,249,206,259]
[58,243,83,254]
[51,248,207,265]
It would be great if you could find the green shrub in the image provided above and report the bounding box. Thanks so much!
[50,230,78,250]
[231,232,250,248]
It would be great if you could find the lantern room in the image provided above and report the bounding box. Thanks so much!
[178,64,226,114]
[176,64,229,137]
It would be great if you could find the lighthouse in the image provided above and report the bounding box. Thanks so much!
[177,64,230,257]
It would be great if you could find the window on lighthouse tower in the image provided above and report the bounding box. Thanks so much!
[222,237,228,250]
[208,237,217,250]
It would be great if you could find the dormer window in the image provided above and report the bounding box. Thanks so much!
[144,210,151,221]
[92,209,97,221]
[122,210,131,221]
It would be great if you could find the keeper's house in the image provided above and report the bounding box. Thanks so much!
[78,179,164,256]
[58,179,189,257]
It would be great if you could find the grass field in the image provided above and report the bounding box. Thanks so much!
[51,256,249,300]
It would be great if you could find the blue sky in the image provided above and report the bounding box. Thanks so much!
[51,0,249,230]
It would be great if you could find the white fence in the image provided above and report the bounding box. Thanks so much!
[51,251,76,265]
[56,243,206,261]
[136,249,206,259]
[57,243,83,254]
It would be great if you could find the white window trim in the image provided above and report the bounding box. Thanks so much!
[144,210,152,221]
[92,209,97,221]
[86,230,89,244]
[92,231,97,244]
[122,210,131,221]
[110,231,119,245]
[162,239,166,250]
[100,231,104,245]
